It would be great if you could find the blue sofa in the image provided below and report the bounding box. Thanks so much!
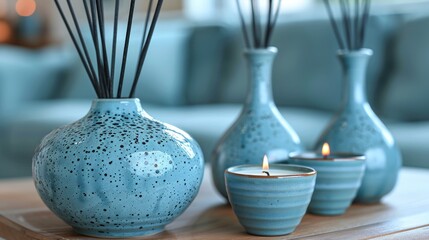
[1,8,429,178]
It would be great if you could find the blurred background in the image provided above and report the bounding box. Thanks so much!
[1,0,429,179]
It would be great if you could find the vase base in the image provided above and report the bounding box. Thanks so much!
[73,226,165,238]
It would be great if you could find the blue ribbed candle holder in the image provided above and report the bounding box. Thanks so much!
[289,153,365,215]
[225,164,316,236]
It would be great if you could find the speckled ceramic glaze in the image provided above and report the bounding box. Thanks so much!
[225,164,316,236]
[32,99,204,238]
[289,153,365,215]
[315,49,402,203]
[212,47,303,199]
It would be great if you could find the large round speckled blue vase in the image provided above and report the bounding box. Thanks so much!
[212,47,303,199]
[315,49,402,203]
[33,98,204,238]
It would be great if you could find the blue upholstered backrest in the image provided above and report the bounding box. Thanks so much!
[0,46,72,118]
[60,20,191,106]
[213,15,395,112]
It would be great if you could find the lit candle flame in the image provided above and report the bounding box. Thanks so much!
[262,155,270,176]
[262,155,269,171]
[322,142,330,158]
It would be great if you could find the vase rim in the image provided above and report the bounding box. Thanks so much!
[93,98,140,102]
[337,48,373,57]
[89,98,144,113]
[244,46,278,55]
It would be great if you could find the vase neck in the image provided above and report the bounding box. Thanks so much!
[244,48,277,108]
[89,98,146,115]
[338,49,373,110]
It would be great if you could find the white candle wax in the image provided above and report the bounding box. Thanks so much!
[289,152,365,161]
[227,164,314,178]
[232,168,303,176]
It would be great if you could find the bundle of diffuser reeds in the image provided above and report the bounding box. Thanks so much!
[236,0,283,49]
[54,0,164,98]
[323,0,371,51]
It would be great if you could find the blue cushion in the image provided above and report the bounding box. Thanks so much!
[380,16,429,121]
[185,24,228,104]
[0,46,72,118]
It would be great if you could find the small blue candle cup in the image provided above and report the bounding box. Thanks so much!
[289,151,365,216]
[225,164,316,236]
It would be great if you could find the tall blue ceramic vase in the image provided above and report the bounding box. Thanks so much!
[33,99,204,237]
[212,47,303,199]
[315,49,402,203]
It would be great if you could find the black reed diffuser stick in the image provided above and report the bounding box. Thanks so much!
[130,0,163,98]
[141,0,154,50]
[323,0,372,51]
[236,0,282,49]
[54,0,101,97]
[54,0,164,99]
[110,0,119,92]
[117,0,136,98]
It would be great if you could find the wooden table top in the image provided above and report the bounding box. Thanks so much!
[0,166,428,240]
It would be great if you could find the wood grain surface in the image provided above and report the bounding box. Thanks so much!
[0,166,428,240]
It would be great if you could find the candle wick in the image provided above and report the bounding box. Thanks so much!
[262,171,270,176]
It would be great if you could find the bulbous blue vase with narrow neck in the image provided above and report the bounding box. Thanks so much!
[33,98,204,238]
[315,49,402,203]
[212,47,303,199]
